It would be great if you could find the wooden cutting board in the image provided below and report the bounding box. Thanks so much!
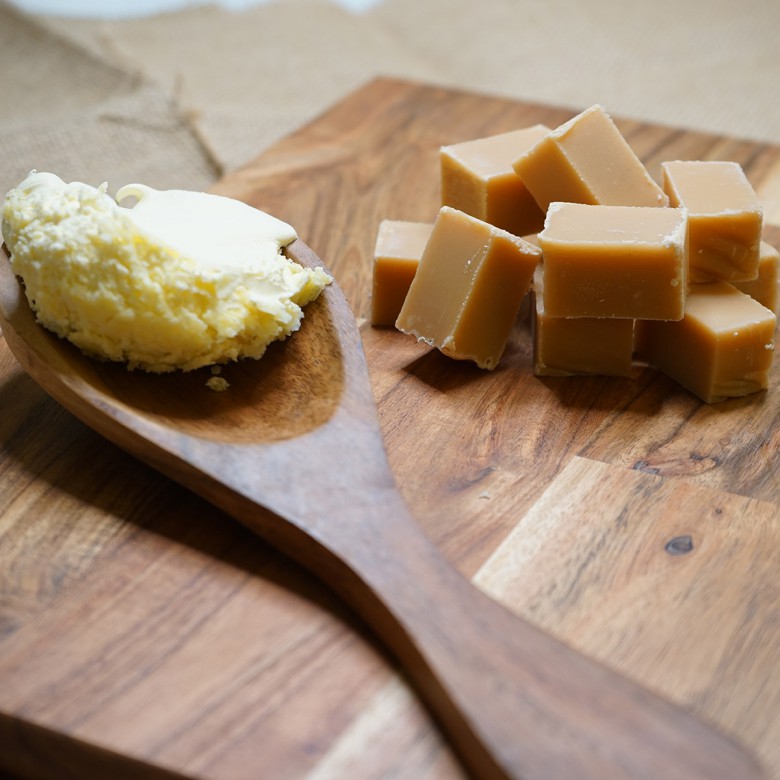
[2,77,780,780]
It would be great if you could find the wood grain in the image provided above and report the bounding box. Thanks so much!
[2,77,780,779]
[477,456,780,776]
[1,219,760,778]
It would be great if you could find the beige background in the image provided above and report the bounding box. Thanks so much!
[2,0,779,199]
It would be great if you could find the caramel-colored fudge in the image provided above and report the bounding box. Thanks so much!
[396,206,541,369]
[371,220,433,326]
[640,282,776,403]
[661,160,762,283]
[512,105,668,212]
[440,125,549,237]
[537,202,688,320]
[532,266,634,376]
[732,240,779,314]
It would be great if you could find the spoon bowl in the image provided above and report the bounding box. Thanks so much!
[1,241,344,443]
[0,241,765,780]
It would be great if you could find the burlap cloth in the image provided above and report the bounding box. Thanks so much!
[1,0,779,199]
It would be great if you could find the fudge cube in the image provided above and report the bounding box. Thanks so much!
[640,281,776,403]
[440,125,549,237]
[661,160,762,283]
[532,266,634,377]
[512,104,668,212]
[732,240,779,314]
[371,219,433,326]
[537,202,688,320]
[396,206,540,369]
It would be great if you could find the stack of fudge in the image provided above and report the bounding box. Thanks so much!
[371,104,777,404]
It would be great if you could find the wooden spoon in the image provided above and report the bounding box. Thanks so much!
[0,241,764,780]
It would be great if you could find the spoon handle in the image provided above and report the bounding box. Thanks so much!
[223,481,762,780]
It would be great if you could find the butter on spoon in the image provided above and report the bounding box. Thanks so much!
[2,171,330,372]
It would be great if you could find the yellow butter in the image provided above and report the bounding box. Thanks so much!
[2,172,331,372]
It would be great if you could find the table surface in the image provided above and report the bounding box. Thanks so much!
[1,78,780,780]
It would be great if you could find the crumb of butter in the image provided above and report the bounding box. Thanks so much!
[1,171,331,373]
[206,365,230,391]
[206,376,230,392]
